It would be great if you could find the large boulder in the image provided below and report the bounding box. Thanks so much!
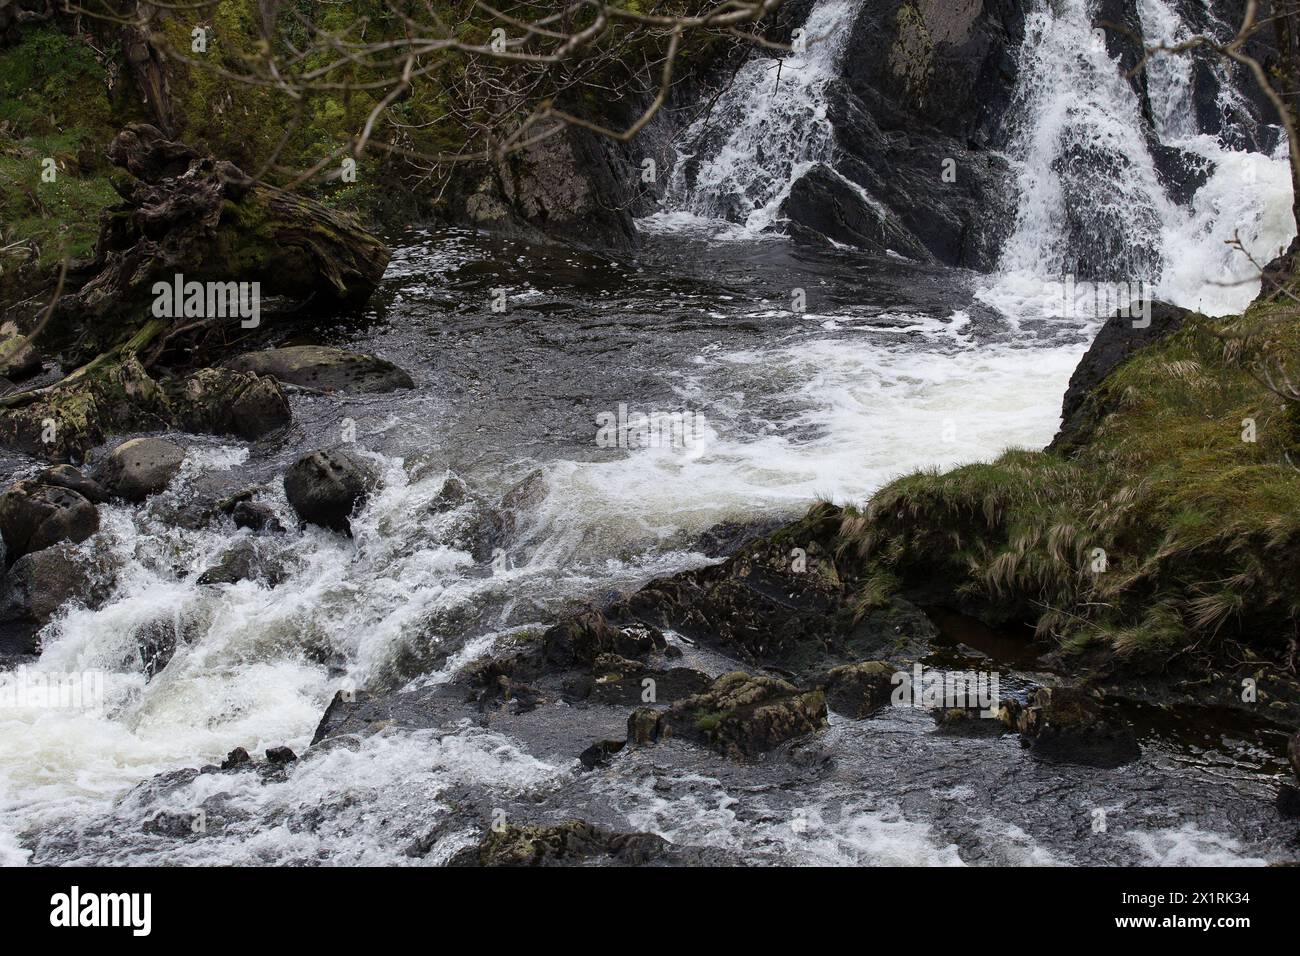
[541,608,666,667]
[609,503,935,679]
[166,368,291,439]
[96,437,186,502]
[283,448,377,534]
[627,671,828,760]
[0,479,99,565]
[0,544,109,654]
[225,346,414,394]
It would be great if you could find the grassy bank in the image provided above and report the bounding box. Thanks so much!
[839,301,1300,678]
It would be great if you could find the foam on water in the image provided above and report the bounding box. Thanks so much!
[0,306,1085,863]
[1125,823,1267,867]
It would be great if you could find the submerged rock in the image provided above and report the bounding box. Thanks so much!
[578,738,626,770]
[562,655,711,707]
[818,661,896,718]
[96,437,186,502]
[627,671,828,760]
[1000,686,1140,768]
[196,538,286,587]
[471,820,667,867]
[1278,785,1300,818]
[283,448,377,534]
[225,346,414,394]
[216,490,284,534]
[0,478,99,565]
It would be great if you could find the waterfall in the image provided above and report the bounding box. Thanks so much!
[652,0,863,236]
[983,0,1295,318]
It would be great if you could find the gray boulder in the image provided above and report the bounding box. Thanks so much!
[0,479,99,565]
[197,539,286,587]
[283,448,377,534]
[226,346,413,394]
[97,437,186,502]
[0,544,109,654]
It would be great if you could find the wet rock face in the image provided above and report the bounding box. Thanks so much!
[0,478,99,565]
[1000,686,1140,768]
[0,543,109,655]
[609,503,935,679]
[628,671,829,760]
[166,368,291,440]
[541,608,667,668]
[465,127,640,251]
[283,448,377,535]
[225,346,414,395]
[762,0,1024,269]
[469,820,668,867]
[96,437,186,502]
[1050,302,1195,453]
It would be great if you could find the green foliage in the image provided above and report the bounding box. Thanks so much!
[0,27,125,267]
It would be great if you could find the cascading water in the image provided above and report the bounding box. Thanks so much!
[982,0,1296,318]
[651,0,863,236]
[3,1,1298,868]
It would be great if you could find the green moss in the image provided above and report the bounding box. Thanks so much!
[0,27,122,266]
[694,711,723,733]
[0,134,118,262]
